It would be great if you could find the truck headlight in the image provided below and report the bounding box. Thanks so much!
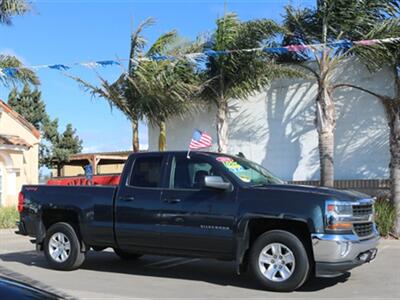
[325,200,353,232]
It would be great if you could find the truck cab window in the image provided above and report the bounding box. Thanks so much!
[129,156,163,188]
[170,156,219,189]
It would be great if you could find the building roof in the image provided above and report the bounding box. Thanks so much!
[69,150,132,158]
[0,134,32,148]
[52,150,132,167]
[0,100,40,139]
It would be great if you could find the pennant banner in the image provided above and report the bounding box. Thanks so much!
[1,37,399,78]
[48,64,70,71]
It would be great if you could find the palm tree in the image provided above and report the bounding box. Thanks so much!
[72,19,200,151]
[0,0,39,86]
[198,12,298,153]
[281,0,399,187]
[130,58,200,151]
[332,18,400,235]
[71,18,158,152]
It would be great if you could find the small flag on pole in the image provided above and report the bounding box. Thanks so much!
[187,129,212,158]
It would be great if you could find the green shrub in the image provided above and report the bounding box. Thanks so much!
[374,197,396,237]
[0,207,19,229]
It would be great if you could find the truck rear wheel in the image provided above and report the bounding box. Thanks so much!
[113,248,142,260]
[249,230,310,292]
[44,222,85,271]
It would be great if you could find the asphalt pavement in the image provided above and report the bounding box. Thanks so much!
[0,229,399,299]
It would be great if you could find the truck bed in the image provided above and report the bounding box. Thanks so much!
[21,184,118,247]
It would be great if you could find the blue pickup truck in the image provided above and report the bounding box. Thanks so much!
[16,151,379,292]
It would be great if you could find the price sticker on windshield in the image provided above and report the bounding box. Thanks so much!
[216,156,244,173]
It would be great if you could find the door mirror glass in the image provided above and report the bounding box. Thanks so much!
[204,176,232,190]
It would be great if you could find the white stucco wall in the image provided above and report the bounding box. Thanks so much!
[0,108,39,206]
[148,59,392,181]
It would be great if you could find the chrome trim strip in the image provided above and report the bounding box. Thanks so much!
[311,228,380,263]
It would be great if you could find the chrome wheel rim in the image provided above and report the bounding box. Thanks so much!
[49,232,71,263]
[258,243,295,282]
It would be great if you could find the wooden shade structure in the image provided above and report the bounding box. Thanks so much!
[53,151,130,177]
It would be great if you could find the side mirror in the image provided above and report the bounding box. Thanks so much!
[204,176,232,190]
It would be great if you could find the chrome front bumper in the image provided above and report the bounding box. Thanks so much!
[311,226,380,277]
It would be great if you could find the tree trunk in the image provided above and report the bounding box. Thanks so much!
[158,121,167,151]
[315,4,335,188]
[216,100,228,153]
[131,118,140,152]
[318,129,334,187]
[391,65,400,236]
[389,111,400,236]
[316,85,336,187]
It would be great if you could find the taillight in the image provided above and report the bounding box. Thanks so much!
[18,192,25,213]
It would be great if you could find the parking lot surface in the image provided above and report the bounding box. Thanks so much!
[0,229,399,299]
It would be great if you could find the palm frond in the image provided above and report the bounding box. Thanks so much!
[214,12,240,51]
[128,17,155,72]
[71,18,203,129]
[282,5,319,45]
[0,54,39,86]
[199,11,302,103]
[283,0,400,44]
[352,18,400,71]
[68,73,135,122]
[146,30,178,56]
[0,0,30,25]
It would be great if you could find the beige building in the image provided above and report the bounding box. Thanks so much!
[0,100,40,207]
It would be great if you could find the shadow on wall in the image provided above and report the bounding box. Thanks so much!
[230,59,390,181]
[228,79,318,180]
[262,80,318,180]
[148,60,390,180]
[228,96,269,159]
[333,60,390,179]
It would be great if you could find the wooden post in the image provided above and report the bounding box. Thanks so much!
[91,155,100,176]
[92,155,97,176]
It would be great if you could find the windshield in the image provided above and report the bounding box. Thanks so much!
[214,156,284,186]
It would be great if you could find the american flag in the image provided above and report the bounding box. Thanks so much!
[189,129,213,150]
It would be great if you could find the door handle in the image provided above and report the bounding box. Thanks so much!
[163,198,181,204]
[174,217,184,223]
[119,196,135,202]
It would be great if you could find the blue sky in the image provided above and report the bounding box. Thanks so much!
[0,0,313,153]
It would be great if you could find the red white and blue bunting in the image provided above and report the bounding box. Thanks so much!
[1,37,399,79]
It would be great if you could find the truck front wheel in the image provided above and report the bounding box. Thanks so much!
[249,230,310,292]
[43,222,85,271]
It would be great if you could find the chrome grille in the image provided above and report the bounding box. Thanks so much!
[353,203,373,217]
[354,222,373,237]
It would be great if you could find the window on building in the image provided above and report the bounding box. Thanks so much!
[129,156,163,188]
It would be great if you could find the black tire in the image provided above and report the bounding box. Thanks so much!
[113,248,142,260]
[43,222,85,271]
[249,230,310,292]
